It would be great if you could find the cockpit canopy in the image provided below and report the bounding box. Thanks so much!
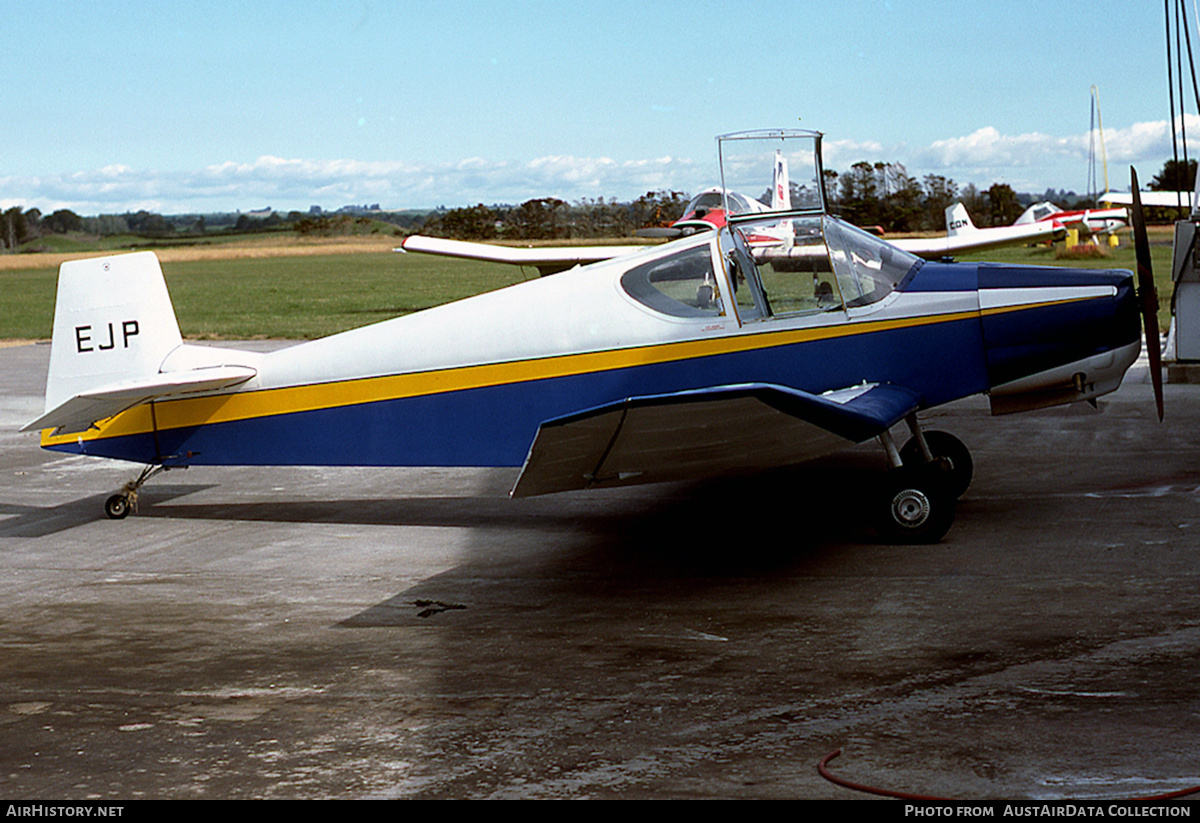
[620,214,921,320]
[718,129,828,217]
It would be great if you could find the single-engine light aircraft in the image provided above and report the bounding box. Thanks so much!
[1015,201,1128,237]
[24,130,1162,543]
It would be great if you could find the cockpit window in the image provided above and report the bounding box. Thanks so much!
[719,215,920,319]
[620,243,724,318]
[685,191,724,216]
[726,192,756,213]
[823,217,920,308]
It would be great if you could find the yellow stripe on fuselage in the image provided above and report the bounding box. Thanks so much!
[39,295,1095,447]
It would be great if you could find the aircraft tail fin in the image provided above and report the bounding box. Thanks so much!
[945,203,975,236]
[23,252,255,436]
[772,151,791,211]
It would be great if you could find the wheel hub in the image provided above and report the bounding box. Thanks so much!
[890,488,931,528]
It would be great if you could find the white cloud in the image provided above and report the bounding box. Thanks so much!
[7,118,1200,215]
[1,154,707,214]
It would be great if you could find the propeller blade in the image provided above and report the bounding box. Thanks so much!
[1130,167,1165,421]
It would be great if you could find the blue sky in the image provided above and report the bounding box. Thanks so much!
[0,1,1189,214]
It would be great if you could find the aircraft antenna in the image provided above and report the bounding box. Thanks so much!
[1089,86,1109,201]
[1164,0,1200,217]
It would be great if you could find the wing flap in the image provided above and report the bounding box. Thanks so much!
[22,365,257,435]
[511,382,921,498]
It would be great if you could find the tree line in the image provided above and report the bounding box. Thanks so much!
[3,158,1192,251]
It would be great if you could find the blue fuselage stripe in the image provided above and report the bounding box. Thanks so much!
[50,313,991,467]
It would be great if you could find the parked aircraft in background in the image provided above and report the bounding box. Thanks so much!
[887,202,1059,257]
[402,199,1058,273]
[23,130,1161,544]
[1016,201,1128,236]
[637,150,794,238]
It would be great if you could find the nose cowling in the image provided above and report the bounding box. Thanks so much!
[979,264,1141,415]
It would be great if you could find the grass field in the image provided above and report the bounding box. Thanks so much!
[0,228,1178,341]
[0,239,529,340]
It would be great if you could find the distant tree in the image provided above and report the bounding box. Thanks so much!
[125,210,174,236]
[922,175,957,229]
[629,190,688,230]
[572,197,633,238]
[959,183,986,222]
[822,169,840,212]
[23,208,42,238]
[2,207,31,250]
[82,214,130,236]
[1150,158,1197,192]
[505,198,568,240]
[986,183,1022,226]
[839,161,882,226]
[42,209,83,234]
[429,204,499,240]
[878,165,923,231]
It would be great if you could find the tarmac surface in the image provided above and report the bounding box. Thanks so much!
[1,340,1199,800]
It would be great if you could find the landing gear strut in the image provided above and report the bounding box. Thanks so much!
[899,428,973,500]
[104,464,166,520]
[874,415,971,544]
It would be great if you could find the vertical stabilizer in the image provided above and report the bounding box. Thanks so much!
[41,252,183,415]
[945,203,975,236]
[772,151,791,211]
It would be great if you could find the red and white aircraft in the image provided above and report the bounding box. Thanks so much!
[1015,201,1128,236]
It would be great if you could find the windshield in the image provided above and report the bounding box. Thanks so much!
[823,217,920,308]
[718,129,826,216]
[719,215,919,318]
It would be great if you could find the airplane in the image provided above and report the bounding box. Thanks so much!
[1015,201,1128,236]
[636,150,794,238]
[22,129,1162,544]
[887,202,1060,257]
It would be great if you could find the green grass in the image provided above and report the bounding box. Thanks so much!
[0,253,529,340]
[162,253,527,339]
[0,234,1177,340]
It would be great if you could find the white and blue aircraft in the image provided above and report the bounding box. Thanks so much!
[22,130,1161,542]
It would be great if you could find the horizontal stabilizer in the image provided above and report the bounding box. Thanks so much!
[23,365,256,435]
[511,381,921,497]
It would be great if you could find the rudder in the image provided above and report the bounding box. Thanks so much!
[39,252,183,423]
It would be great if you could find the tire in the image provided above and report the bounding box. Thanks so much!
[900,430,973,499]
[104,494,130,520]
[876,467,956,544]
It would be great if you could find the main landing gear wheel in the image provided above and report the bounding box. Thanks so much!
[876,466,956,545]
[104,494,131,520]
[899,430,973,500]
[102,464,165,520]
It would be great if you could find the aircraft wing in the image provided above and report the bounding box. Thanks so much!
[511,381,921,497]
[399,235,650,275]
[889,220,1059,258]
[1101,190,1194,209]
[22,366,257,436]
